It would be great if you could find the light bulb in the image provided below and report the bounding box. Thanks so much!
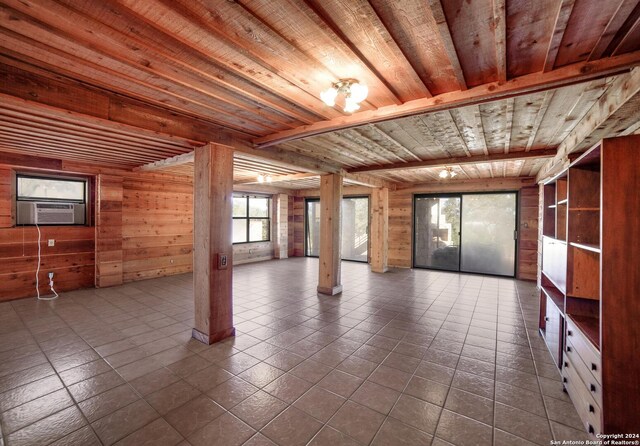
[349,82,368,103]
[343,97,360,113]
[450,170,457,178]
[257,174,265,183]
[320,87,338,106]
[266,175,272,183]
[439,170,449,179]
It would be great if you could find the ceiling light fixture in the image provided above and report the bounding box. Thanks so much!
[257,174,272,183]
[321,78,368,113]
[439,167,458,179]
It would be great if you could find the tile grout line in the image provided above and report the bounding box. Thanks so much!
[367,272,479,445]
[8,298,107,445]
[513,281,558,443]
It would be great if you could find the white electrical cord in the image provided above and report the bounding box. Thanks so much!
[35,223,58,301]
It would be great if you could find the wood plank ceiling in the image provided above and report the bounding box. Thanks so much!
[0,0,639,184]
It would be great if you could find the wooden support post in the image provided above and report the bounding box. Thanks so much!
[274,193,288,259]
[370,187,389,273]
[317,174,343,295]
[192,143,235,344]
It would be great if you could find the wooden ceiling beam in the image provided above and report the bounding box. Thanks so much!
[395,177,537,193]
[226,0,402,107]
[428,0,467,90]
[610,7,640,56]
[0,66,342,174]
[492,0,507,82]
[6,0,319,126]
[137,152,195,172]
[347,149,558,173]
[234,173,318,185]
[537,66,640,181]
[342,172,396,190]
[116,0,339,121]
[543,0,576,72]
[589,0,640,60]
[301,0,428,102]
[233,183,296,195]
[254,51,640,148]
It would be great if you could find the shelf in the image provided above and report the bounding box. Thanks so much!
[548,205,556,209]
[570,242,600,254]
[541,284,565,315]
[557,199,568,205]
[543,235,566,244]
[568,314,600,350]
[569,207,599,211]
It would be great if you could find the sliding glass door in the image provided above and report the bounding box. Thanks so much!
[305,199,321,257]
[460,193,517,276]
[413,196,461,271]
[341,197,369,262]
[305,197,369,262]
[413,192,517,277]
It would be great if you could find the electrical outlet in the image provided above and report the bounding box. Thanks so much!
[48,239,55,247]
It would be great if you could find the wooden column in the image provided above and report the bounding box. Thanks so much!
[96,174,123,287]
[274,193,288,259]
[370,187,389,273]
[193,143,235,344]
[317,174,342,295]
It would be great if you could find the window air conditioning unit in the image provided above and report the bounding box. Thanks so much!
[17,202,86,225]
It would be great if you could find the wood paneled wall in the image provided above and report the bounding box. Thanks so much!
[287,196,295,257]
[121,174,194,282]
[0,226,95,301]
[0,167,13,227]
[1,156,284,301]
[291,196,305,257]
[389,192,413,268]
[234,242,274,265]
[96,175,123,287]
[517,186,539,280]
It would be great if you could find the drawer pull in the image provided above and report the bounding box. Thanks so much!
[564,361,568,368]
[567,330,573,336]
[567,346,572,352]
[591,363,597,371]
[588,424,595,434]
[545,317,550,321]
[588,404,595,413]
[590,384,596,392]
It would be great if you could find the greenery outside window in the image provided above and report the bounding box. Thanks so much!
[233,195,270,243]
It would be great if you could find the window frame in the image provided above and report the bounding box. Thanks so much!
[232,194,271,244]
[16,173,88,204]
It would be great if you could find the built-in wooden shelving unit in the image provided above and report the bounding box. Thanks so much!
[538,135,640,436]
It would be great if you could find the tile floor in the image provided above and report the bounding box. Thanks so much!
[0,258,591,446]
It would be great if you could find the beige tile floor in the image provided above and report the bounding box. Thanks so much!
[0,258,592,446]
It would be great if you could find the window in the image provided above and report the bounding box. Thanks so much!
[17,174,86,203]
[233,195,270,243]
[15,174,89,226]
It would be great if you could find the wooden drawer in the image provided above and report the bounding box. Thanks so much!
[563,355,602,436]
[566,317,601,384]
[563,340,603,405]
